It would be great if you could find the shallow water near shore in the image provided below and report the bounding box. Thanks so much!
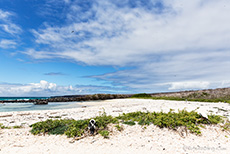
[0,102,81,112]
[0,97,49,101]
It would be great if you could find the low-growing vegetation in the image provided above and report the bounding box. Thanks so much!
[0,123,11,129]
[48,116,62,119]
[115,124,123,131]
[98,130,110,138]
[221,120,230,132]
[0,123,23,129]
[30,110,224,139]
[131,93,230,103]
[122,121,136,126]
[117,110,223,135]
[13,125,22,129]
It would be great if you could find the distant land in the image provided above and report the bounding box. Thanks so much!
[132,87,230,103]
[55,87,230,100]
[1,87,230,104]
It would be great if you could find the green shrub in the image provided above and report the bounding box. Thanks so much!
[0,123,11,129]
[94,112,118,129]
[222,121,230,131]
[117,109,222,134]
[131,93,151,98]
[123,121,136,126]
[65,120,88,137]
[99,130,109,138]
[30,109,224,139]
[131,93,230,104]
[115,124,123,131]
[30,119,77,135]
[0,123,5,129]
[49,116,62,118]
[208,115,223,124]
[13,125,22,129]
[30,112,117,138]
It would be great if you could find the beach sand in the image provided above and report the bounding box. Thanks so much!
[0,99,230,154]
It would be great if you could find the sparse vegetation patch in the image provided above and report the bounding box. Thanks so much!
[30,110,224,139]
[0,123,11,129]
[131,93,230,104]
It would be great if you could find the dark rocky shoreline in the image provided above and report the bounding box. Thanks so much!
[1,94,133,105]
[2,87,230,105]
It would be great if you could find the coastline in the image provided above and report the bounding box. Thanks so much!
[0,101,82,113]
[0,99,230,153]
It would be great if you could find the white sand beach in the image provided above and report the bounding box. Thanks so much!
[0,99,230,154]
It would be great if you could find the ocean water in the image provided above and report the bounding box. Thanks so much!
[0,97,81,112]
[0,97,48,101]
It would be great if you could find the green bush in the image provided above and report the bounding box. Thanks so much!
[30,119,77,135]
[117,109,222,134]
[30,110,223,139]
[115,124,123,131]
[208,115,223,124]
[0,123,11,129]
[99,130,109,138]
[123,121,136,126]
[131,93,151,98]
[65,120,88,137]
[13,125,22,129]
[30,112,117,138]
[131,93,230,104]
[222,121,230,131]
[94,112,118,129]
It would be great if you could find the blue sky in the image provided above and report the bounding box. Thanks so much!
[0,0,230,96]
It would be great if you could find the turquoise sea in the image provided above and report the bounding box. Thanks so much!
[0,97,48,101]
[0,97,81,112]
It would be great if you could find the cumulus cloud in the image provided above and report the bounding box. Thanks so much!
[220,80,230,88]
[22,0,230,92]
[0,80,77,96]
[167,81,210,90]
[0,80,129,96]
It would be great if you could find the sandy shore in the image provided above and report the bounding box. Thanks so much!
[0,99,230,154]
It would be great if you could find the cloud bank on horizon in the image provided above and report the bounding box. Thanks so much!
[0,0,230,96]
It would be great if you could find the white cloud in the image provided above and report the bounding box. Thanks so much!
[90,48,230,91]
[0,80,129,96]
[63,0,70,4]
[0,24,22,35]
[0,39,17,48]
[0,9,12,21]
[167,81,210,90]
[0,80,78,97]
[0,9,22,35]
[22,49,55,59]
[0,9,21,49]
[26,0,230,65]
[220,80,230,88]
[22,0,230,92]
